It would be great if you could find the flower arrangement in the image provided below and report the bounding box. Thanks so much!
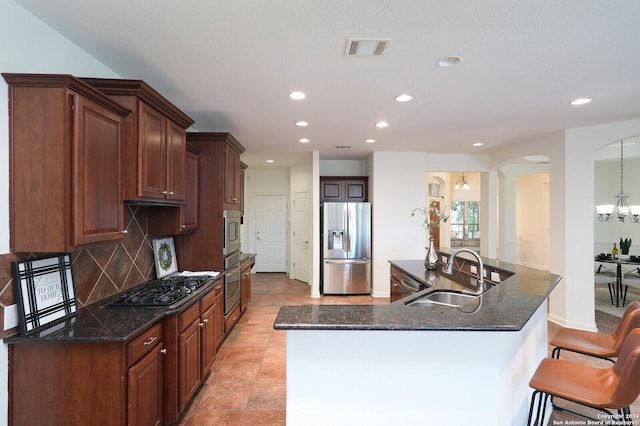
[411,197,449,232]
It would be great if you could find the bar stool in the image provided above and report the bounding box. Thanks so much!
[528,328,640,425]
[550,300,640,362]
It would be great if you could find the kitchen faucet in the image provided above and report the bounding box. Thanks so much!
[444,248,485,294]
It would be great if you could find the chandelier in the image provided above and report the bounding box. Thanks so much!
[454,173,470,190]
[596,141,640,222]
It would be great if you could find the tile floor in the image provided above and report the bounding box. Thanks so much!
[179,272,640,426]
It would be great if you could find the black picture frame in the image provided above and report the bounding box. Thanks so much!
[11,254,78,335]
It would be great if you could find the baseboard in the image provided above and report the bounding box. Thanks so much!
[547,312,598,332]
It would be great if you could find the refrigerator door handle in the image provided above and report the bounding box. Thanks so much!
[324,259,369,265]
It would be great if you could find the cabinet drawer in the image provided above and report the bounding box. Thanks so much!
[179,301,200,332]
[224,304,241,335]
[390,266,402,282]
[128,322,163,366]
[200,287,217,312]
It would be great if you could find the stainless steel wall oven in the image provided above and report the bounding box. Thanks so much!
[224,251,241,315]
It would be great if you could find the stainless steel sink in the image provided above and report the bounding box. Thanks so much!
[405,290,479,307]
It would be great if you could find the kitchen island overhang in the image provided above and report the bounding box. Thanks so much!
[274,254,561,426]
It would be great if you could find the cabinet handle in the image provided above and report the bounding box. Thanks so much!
[162,191,168,195]
[121,230,128,234]
[160,349,167,355]
[168,191,174,195]
[203,319,209,323]
[143,336,157,345]
[181,224,186,228]
[199,322,204,327]
[232,197,239,201]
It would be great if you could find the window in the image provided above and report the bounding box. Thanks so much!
[450,201,479,239]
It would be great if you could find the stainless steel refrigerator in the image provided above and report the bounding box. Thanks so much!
[322,202,371,294]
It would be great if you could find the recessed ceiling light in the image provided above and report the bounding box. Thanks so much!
[289,91,306,100]
[437,56,462,67]
[570,98,592,106]
[394,94,412,102]
[522,155,549,163]
[473,142,484,147]
[365,139,376,143]
[296,121,309,127]
[266,159,275,163]
[299,138,310,143]
[376,121,389,128]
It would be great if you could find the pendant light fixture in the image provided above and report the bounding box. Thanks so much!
[454,173,470,190]
[596,141,640,222]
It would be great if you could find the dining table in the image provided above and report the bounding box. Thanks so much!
[595,255,640,307]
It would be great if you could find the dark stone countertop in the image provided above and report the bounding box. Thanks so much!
[274,249,561,332]
[4,274,224,344]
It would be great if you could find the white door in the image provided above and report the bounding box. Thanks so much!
[254,195,287,272]
[292,191,311,283]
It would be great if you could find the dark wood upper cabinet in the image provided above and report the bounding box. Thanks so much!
[148,144,200,235]
[224,141,243,209]
[3,73,130,252]
[174,132,245,272]
[81,78,194,205]
[320,176,369,203]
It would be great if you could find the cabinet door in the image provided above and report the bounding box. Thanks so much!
[320,179,343,202]
[73,94,125,246]
[200,306,217,376]
[138,102,167,199]
[214,289,225,349]
[224,145,241,205]
[179,320,201,410]
[166,120,186,201]
[345,180,367,202]
[128,343,164,426]
[240,263,252,313]
[180,147,199,232]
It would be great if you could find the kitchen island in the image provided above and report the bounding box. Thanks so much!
[274,250,561,426]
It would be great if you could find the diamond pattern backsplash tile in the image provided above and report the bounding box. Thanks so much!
[0,206,158,338]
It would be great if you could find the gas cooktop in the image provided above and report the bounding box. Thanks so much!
[109,275,212,307]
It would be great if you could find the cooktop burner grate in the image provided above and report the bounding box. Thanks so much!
[109,276,212,307]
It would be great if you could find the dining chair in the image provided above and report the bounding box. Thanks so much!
[528,328,640,425]
[621,266,640,307]
[594,262,616,305]
[550,300,640,362]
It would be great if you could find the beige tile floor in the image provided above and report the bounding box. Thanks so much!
[179,273,639,426]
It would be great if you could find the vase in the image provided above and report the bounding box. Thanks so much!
[425,237,438,270]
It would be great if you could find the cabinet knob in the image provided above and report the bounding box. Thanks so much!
[203,319,209,323]
[160,348,167,355]
[181,224,186,228]
[199,322,204,327]
[121,229,128,234]
[168,191,174,195]
[162,191,168,195]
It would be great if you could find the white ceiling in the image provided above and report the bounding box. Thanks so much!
[14,0,640,168]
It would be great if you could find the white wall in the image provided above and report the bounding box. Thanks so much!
[244,167,291,270]
[0,2,122,424]
[319,159,368,176]
[370,152,426,297]
[516,173,550,270]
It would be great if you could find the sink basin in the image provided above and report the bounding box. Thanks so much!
[405,290,479,307]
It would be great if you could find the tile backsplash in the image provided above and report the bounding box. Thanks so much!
[0,206,157,338]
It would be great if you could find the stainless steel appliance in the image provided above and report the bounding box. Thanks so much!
[109,275,212,307]
[322,202,371,294]
[223,210,242,256]
[223,251,241,315]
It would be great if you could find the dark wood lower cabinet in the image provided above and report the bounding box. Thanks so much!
[129,341,165,426]
[9,322,165,426]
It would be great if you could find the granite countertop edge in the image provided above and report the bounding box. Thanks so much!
[274,252,561,332]
[4,274,225,344]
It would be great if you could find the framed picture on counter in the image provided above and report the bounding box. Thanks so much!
[153,237,178,278]
[11,254,78,335]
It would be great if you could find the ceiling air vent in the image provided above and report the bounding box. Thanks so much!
[335,145,351,149]
[344,38,390,57]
